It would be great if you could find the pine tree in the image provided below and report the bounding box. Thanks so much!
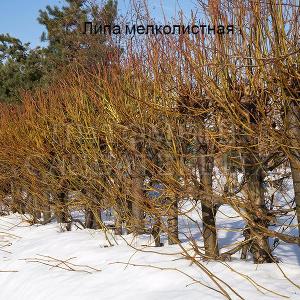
[0,34,45,102]
[38,0,118,68]
[0,1,118,103]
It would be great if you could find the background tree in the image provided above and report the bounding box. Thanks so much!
[0,34,46,102]
[0,0,118,103]
[38,0,118,69]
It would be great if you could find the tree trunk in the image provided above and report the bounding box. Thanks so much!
[168,198,179,245]
[131,199,144,235]
[241,96,273,263]
[153,217,163,247]
[56,190,71,231]
[196,119,219,259]
[130,170,145,235]
[11,184,25,214]
[197,150,219,258]
[287,101,300,242]
[243,150,273,263]
[85,208,101,229]
[114,214,123,235]
[85,209,95,229]
[114,200,124,235]
[43,203,52,224]
[33,196,41,223]
[202,203,219,258]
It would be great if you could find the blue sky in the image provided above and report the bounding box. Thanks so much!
[0,0,62,47]
[0,0,196,48]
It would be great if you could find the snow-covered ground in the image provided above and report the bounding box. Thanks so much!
[1,208,300,300]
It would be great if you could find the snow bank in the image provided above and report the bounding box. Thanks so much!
[1,213,300,300]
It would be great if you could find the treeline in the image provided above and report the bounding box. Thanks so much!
[0,0,299,269]
[0,0,117,103]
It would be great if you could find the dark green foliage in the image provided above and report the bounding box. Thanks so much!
[0,34,47,103]
[38,0,118,67]
[0,0,118,103]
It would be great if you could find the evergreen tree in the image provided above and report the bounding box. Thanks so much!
[0,0,118,103]
[0,34,46,102]
[38,0,118,68]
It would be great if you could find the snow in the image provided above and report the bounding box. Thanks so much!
[1,208,300,300]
